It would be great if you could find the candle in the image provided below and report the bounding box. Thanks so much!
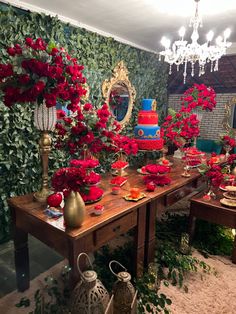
[130,187,141,199]
[112,186,120,195]
[93,205,104,216]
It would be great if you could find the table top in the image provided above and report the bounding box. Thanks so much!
[191,191,236,214]
[8,158,202,239]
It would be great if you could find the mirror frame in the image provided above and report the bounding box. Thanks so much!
[223,96,236,136]
[102,61,136,127]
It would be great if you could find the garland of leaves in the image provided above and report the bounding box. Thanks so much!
[0,3,168,242]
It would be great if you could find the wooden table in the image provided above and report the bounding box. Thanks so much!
[189,192,236,263]
[8,158,204,292]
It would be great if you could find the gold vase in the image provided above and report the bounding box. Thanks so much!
[64,191,86,228]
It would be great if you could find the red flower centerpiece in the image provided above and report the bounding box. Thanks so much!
[55,102,138,161]
[143,164,171,187]
[52,158,104,204]
[0,37,88,203]
[219,133,236,158]
[181,84,216,113]
[0,37,87,109]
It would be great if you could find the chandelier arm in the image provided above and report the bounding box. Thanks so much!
[159,0,231,83]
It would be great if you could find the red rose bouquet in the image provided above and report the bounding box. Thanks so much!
[0,37,87,109]
[181,84,216,112]
[161,108,200,147]
[219,134,236,149]
[144,164,170,175]
[52,158,104,203]
[55,102,138,158]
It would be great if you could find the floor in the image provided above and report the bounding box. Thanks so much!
[0,236,63,298]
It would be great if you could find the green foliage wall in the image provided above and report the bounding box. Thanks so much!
[0,4,168,242]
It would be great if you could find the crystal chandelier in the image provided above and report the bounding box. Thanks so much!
[159,0,232,83]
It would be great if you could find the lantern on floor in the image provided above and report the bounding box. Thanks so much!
[70,253,110,314]
[33,102,57,202]
[109,260,136,314]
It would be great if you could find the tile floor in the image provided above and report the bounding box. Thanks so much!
[0,236,63,298]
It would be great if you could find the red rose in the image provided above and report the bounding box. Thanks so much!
[25,37,34,47]
[18,74,30,85]
[83,103,93,111]
[44,93,57,107]
[7,47,16,56]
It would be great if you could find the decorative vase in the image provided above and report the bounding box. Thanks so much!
[64,191,86,228]
[232,166,236,176]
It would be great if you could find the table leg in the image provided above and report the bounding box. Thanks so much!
[232,234,236,264]
[134,205,147,277]
[144,200,156,268]
[188,213,196,244]
[14,227,30,292]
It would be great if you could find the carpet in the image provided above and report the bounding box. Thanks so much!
[0,251,236,314]
[159,251,236,314]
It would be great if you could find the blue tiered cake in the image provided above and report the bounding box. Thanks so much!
[134,99,164,150]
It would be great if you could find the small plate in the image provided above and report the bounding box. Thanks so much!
[223,192,236,200]
[137,168,149,175]
[219,184,228,191]
[85,196,103,204]
[220,198,236,207]
[124,192,146,202]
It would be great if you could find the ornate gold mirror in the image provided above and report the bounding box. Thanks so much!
[102,61,136,127]
[223,96,236,135]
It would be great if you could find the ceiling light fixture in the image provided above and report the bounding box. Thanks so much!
[159,0,232,83]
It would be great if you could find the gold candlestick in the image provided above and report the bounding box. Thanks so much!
[34,131,52,203]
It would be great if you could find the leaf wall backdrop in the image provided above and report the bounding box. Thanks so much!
[0,3,168,242]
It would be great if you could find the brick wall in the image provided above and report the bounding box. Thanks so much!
[168,93,236,141]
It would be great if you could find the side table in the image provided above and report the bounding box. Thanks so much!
[189,193,236,263]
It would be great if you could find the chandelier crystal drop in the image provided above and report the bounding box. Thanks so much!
[159,0,232,83]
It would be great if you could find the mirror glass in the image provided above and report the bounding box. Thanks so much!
[102,61,136,128]
[109,82,130,122]
[223,96,236,136]
[230,103,236,128]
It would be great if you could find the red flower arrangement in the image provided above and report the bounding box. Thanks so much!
[205,164,224,187]
[161,108,200,147]
[0,37,87,109]
[181,84,216,112]
[220,134,236,149]
[55,102,138,157]
[144,164,170,175]
[52,158,103,203]
[227,154,236,165]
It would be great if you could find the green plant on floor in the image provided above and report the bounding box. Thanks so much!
[135,272,172,314]
[155,241,211,292]
[16,266,71,314]
[157,213,234,257]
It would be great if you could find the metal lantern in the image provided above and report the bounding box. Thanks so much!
[33,103,57,202]
[109,260,136,314]
[70,253,110,314]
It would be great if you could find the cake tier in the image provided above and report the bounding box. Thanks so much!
[138,111,158,125]
[136,138,164,150]
[141,99,157,111]
[134,125,160,139]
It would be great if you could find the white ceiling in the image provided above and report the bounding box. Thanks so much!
[3,0,236,53]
